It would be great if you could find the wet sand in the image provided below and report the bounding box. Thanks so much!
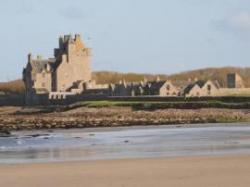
[2,124,250,164]
[1,155,250,187]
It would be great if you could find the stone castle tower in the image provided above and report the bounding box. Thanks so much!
[23,34,92,104]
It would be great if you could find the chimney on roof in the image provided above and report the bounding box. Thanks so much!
[37,55,42,60]
[75,34,81,40]
[75,34,85,49]
[46,64,51,72]
[64,35,73,43]
[28,53,32,63]
[122,79,127,85]
[156,76,160,82]
[59,36,64,48]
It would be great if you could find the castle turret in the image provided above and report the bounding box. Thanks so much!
[55,34,92,91]
[64,35,72,43]
[75,34,85,49]
[75,34,81,42]
[59,36,64,49]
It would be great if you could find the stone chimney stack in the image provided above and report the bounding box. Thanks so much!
[46,64,51,72]
[75,34,81,41]
[64,35,72,43]
[122,79,127,86]
[75,34,84,49]
[156,76,160,82]
[37,55,42,60]
[28,53,32,63]
[59,36,64,48]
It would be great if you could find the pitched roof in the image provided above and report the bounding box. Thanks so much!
[195,80,207,88]
[148,81,166,90]
[30,58,55,74]
[31,60,48,73]
[213,80,221,89]
[183,80,215,94]
[183,83,196,94]
[171,80,193,89]
[127,82,144,89]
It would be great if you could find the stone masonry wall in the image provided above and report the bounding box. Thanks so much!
[34,72,52,92]
[216,88,250,96]
[56,45,92,92]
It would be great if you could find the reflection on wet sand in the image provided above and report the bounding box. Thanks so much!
[1,124,250,164]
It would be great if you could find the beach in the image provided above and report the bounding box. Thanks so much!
[1,119,250,186]
[1,155,250,187]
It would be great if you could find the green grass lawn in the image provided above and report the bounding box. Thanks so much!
[67,100,250,110]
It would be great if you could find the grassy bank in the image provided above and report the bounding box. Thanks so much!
[67,100,250,111]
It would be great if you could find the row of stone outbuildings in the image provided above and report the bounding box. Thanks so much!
[107,79,219,97]
[52,78,219,98]
[23,72,250,106]
[39,73,249,103]
[105,73,248,97]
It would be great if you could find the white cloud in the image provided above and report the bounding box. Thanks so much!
[228,12,250,30]
[215,12,250,32]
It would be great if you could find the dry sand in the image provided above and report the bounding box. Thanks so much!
[1,155,250,187]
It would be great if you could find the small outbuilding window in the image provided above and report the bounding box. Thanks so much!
[207,85,211,91]
[166,85,170,91]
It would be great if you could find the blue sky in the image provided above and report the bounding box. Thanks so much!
[0,0,250,81]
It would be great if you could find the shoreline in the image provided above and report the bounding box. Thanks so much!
[2,124,250,164]
[1,106,250,132]
[8,121,250,135]
[1,155,250,187]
